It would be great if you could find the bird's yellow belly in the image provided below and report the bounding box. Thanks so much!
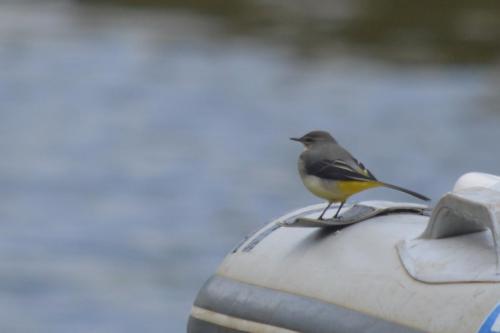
[302,175,380,202]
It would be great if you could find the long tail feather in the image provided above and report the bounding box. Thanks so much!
[379,182,430,201]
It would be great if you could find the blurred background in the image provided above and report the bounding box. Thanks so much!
[1,0,500,331]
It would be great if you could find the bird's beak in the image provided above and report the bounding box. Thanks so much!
[290,137,301,142]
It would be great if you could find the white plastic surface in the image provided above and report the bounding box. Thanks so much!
[217,203,500,333]
[453,172,500,192]
[398,173,500,283]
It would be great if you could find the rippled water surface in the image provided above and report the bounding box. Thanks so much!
[1,1,500,332]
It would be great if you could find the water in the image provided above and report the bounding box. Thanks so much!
[0,1,500,332]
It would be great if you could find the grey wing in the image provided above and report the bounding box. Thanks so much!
[350,157,377,180]
[304,158,377,182]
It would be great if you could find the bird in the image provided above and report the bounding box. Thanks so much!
[291,130,430,220]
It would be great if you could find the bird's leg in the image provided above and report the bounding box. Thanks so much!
[333,201,345,219]
[318,202,333,220]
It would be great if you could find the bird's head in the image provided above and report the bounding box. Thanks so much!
[290,130,337,148]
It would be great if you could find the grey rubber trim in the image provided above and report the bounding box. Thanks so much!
[233,207,330,254]
[192,275,425,333]
[241,223,282,253]
[187,316,247,333]
[285,205,430,230]
[233,204,430,254]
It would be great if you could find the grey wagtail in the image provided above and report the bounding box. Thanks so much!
[291,130,430,220]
